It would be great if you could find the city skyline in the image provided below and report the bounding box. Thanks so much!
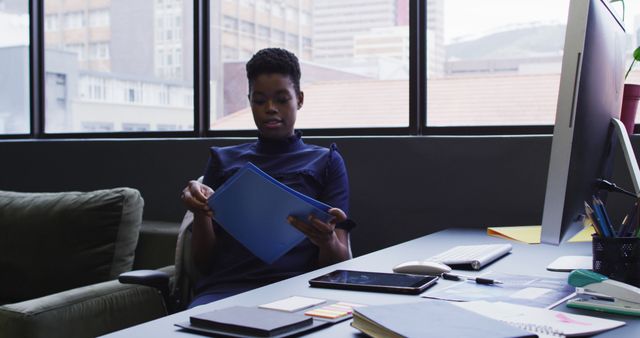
[2,0,635,134]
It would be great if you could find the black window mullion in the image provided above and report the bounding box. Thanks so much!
[29,0,44,138]
[409,0,426,136]
[194,0,210,137]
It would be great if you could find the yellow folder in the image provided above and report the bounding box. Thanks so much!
[487,225,595,244]
[567,225,596,243]
[487,225,541,244]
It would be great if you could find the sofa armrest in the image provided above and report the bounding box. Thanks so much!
[0,270,172,338]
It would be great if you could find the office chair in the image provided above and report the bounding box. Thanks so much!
[119,207,202,314]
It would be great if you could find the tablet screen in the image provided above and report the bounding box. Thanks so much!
[309,270,438,294]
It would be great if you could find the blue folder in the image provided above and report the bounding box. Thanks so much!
[208,162,333,264]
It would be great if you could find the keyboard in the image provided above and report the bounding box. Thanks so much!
[426,244,512,270]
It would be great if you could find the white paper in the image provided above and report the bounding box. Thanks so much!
[509,287,552,300]
[258,296,326,312]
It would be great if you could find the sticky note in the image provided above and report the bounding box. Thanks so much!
[304,301,365,319]
[259,296,326,312]
[304,308,349,319]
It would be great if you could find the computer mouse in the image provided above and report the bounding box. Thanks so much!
[392,260,452,275]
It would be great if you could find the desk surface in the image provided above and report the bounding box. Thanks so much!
[104,228,639,337]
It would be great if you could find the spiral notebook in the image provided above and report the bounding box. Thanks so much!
[351,300,536,338]
[453,301,625,337]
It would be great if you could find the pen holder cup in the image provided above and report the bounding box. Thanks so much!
[592,235,640,287]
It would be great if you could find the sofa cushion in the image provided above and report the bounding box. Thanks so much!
[0,267,171,338]
[0,188,144,304]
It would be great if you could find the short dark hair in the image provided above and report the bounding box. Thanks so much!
[246,48,301,94]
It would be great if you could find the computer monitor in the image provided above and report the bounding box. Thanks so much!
[540,0,628,245]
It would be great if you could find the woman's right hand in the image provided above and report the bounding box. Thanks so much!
[181,180,214,218]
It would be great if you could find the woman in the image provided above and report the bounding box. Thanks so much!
[181,48,355,308]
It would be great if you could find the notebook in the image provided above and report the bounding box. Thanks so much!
[187,306,314,337]
[351,300,536,338]
[454,301,625,337]
[208,162,333,264]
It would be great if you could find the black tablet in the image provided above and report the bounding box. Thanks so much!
[308,270,438,295]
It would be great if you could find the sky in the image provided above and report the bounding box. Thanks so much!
[443,0,640,43]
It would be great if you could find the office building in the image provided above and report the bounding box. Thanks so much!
[214,0,313,61]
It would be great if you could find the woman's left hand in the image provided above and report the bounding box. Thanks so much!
[287,208,347,247]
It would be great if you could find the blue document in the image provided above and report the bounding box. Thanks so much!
[208,162,333,264]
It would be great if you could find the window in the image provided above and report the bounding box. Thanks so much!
[240,20,254,35]
[7,1,640,138]
[43,0,194,133]
[256,0,269,13]
[257,25,269,39]
[122,123,150,131]
[285,7,296,22]
[64,43,85,61]
[89,9,109,27]
[272,29,284,43]
[45,14,58,31]
[223,15,238,31]
[81,121,114,131]
[426,0,570,127]
[302,37,311,48]
[127,88,138,103]
[64,11,85,29]
[210,0,409,130]
[271,4,284,18]
[300,11,311,25]
[89,42,110,60]
[223,46,238,60]
[157,123,177,130]
[286,33,298,50]
[0,2,29,135]
[240,0,255,8]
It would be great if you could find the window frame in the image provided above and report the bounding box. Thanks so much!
[2,0,594,140]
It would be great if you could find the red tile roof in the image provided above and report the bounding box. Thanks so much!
[213,71,640,130]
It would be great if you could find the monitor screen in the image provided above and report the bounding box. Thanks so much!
[541,0,626,245]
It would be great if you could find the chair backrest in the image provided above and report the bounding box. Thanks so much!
[171,177,205,310]
[171,210,202,310]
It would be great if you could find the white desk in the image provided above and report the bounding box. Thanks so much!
[103,228,639,337]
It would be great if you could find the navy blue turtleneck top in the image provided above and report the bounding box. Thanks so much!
[192,132,351,305]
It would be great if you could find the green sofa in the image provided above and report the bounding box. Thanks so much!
[0,188,169,338]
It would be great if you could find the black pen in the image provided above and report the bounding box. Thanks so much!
[442,273,503,285]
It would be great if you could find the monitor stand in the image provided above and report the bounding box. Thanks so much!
[611,118,640,196]
[546,118,640,272]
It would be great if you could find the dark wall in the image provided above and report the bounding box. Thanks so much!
[2,136,638,255]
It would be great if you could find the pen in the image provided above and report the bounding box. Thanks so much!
[442,273,503,285]
[584,201,602,236]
